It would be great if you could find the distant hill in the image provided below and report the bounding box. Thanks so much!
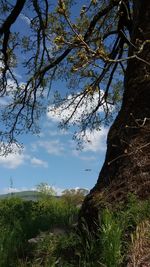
[0,191,43,201]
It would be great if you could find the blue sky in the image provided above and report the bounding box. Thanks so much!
[0,112,109,194]
[0,1,112,195]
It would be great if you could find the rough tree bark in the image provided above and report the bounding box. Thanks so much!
[80,0,150,228]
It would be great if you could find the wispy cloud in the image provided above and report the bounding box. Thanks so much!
[19,13,31,25]
[30,157,48,168]
[47,129,71,137]
[0,98,9,106]
[37,140,65,156]
[13,71,22,79]
[72,150,96,161]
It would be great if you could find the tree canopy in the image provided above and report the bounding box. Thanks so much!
[0,0,148,154]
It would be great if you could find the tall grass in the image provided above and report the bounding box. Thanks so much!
[0,221,24,267]
[100,209,122,267]
[0,194,149,266]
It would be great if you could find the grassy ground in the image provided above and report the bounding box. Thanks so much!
[0,194,149,267]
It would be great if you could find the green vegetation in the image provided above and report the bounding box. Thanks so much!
[0,192,149,266]
[0,184,58,201]
[0,191,42,201]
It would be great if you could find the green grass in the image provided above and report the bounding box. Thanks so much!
[100,209,122,267]
[0,194,149,267]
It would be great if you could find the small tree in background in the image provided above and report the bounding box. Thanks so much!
[36,183,56,198]
[62,188,89,206]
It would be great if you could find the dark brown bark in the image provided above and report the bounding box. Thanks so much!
[80,0,150,229]
[0,0,26,36]
[0,0,26,64]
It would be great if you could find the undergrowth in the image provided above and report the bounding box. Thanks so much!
[0,194,149,267]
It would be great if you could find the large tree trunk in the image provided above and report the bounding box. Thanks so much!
[80,0,150,228]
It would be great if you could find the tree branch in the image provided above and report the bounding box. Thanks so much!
[0,0,26,58]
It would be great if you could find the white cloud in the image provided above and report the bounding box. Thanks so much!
[0,98,9,106]
[72,151,96,161]
[30,143,38,152]
[0,148,27,169]
[13,71,22,79]
[47,92,113,125]
[48,129,71,137]
[37,140,65,155]
[0,60,4,70]
[72,127,109,153]
[19,13,31,25]
[0,78,15,99]
[81,127,108,152]
[53,186,64,196]
[30,157,48,168]
[0,143,33,169]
